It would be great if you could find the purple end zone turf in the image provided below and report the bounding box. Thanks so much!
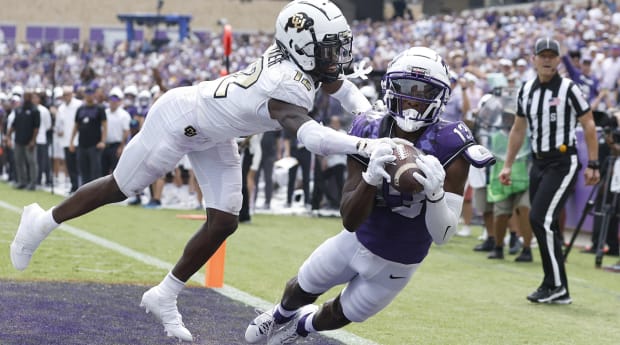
[0,280,345,345]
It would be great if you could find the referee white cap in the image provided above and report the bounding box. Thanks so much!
[534,37,560,56]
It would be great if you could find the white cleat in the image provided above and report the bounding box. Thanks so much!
[267,304,319,345]
[10,203,47,271]
[140,286,193,342]
[245,306,277,343]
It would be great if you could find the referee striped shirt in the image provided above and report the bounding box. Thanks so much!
[516,73,590,153]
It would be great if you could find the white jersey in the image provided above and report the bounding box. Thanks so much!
[114,45,320,213]
[193,44,317,142]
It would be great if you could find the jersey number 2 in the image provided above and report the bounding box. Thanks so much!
[213,59,263,98]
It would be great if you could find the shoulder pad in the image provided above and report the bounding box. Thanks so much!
[419,121,475,166]
[266,59,316,111]
[463,144,496,168]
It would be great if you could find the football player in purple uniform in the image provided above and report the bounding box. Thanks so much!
[9,0,409,342]
[245,47,495,345]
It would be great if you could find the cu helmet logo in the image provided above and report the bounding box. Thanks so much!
[286,13,313,32]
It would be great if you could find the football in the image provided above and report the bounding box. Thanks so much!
[385,144,425,194]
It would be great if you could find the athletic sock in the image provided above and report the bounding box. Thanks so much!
[38,207,60,235]
[297,311,316,337]
[274,304,297,324]
[159,271,185,296]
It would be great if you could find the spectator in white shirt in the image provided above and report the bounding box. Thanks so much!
[33,91,52,186]
[55,86,83,193]
[102,87,131,175]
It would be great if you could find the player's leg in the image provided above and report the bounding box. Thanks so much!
[269,232,419,344]
[290,240,418,339]
[246,230,356,343]
[11,120,185,270]
[142,140,241,342]
[10,92,188,272]
[172,140,242,280]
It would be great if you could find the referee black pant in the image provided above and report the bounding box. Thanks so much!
[529,154,579,294]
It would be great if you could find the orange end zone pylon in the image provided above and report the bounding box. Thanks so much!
[205,241,226,288]
[175,214,207,220]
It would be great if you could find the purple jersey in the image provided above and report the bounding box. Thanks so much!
[348,113,475,264]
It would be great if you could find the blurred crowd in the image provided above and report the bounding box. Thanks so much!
[2,0,620,218]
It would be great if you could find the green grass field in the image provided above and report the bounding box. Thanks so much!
[1,182,618,345]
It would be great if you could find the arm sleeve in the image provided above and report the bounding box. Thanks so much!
[425,192,463,245]
[329,79,372,115]
[297,120,360,156]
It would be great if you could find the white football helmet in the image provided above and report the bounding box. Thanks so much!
[275,0,353,82]
[382,47,451,132]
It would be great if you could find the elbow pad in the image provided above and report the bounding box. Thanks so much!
[297,120,359,156]
[463,144,496,168]
[425,192,463,245]
[330,79,372,114]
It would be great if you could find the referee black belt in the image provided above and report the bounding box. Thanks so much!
[532,147,577,160]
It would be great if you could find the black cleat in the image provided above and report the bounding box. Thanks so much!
[474,237,495,252]
[515,248,533,262]
[487,247,504,259]
[527,285,566,303]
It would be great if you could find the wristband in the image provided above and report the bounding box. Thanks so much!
[426,191,445,203]
[587,160,600,170]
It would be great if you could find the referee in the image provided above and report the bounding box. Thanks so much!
[499,37,600,305]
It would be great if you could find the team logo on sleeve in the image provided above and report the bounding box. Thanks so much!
[286,13,312,32]
[184,126,197,137]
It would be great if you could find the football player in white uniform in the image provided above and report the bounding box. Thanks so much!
[245,47,495,345]
[9,0,408,342]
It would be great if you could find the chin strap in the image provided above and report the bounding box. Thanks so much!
[343,59,373,80]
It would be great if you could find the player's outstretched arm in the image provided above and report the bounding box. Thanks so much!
[268,98,406,158]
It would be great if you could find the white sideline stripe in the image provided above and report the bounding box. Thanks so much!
[0,201,378,345]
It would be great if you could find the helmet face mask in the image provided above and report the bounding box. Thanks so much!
[382,47,451,132]
[275,0,352,82]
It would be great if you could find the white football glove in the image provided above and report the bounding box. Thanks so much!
[372,100,388,113]
[356,137,413,158]
[413,155,446,201]
[362,142,395,186]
